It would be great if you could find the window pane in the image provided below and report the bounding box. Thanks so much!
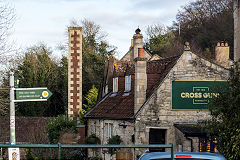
[116,78,118,92]
[129,75,131,90]
[110,123,113,138]
[105,123,108,141]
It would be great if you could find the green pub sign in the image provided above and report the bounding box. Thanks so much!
[172,81,227,110]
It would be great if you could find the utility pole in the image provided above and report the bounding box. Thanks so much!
[9,72,15,145]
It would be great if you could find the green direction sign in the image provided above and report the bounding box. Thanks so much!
[15,88,52,101]
[172,81,227,110]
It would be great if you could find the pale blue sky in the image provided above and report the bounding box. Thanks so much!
[9,0,192,58]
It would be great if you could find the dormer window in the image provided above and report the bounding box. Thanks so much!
[125,75,131,92]
[113,77,118,93]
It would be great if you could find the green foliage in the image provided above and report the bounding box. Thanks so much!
[85,134,101,144]
[15,44,66,116]
[174,0,233,59]
[58,56,68,113]
[85,134,101,158]
[144,24,182,58]
[25,149,38,160]
[71,19,115,97]
[107,135,122,156]
[46,115,76,144]
[207,62,240,160]
[79,85,98,124]
[65,150,85,160]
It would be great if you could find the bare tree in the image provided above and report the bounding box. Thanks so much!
[0,1,16,115]
[0,1,16,62]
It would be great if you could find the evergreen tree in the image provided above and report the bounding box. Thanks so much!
[70,19,116,97]
[144,24,182,57]
[207,62,240,160]
[15,44,65,116]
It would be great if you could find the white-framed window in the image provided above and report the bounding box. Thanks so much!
[113,77,118,93]
[105,123,113,143]
[125,75,131,92]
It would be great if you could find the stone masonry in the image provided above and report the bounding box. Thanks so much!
[134,50,229,157]
[134,48,147,114]
[68,27,82,120]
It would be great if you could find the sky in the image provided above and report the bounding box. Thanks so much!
[9,0,192,59]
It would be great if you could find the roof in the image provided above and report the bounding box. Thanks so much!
[85,56,180,120]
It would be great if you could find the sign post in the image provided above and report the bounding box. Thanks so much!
[8,73,52,160]
[9,72,15,145]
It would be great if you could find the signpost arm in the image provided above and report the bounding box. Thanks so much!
[9,72,16,145]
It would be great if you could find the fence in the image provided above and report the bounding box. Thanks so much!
[0,143,175,160]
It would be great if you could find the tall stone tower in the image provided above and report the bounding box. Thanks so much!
[68,27,82,121]
[234,0,240,61]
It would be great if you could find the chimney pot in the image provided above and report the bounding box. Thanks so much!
[138,48,144,57]
[215,41,230,63]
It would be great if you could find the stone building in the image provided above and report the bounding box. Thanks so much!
[85,29,231,159]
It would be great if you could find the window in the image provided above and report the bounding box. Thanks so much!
[90,124,95,134]
[113,77,118,93]
[199,137,218,153]
[105,123,113,142]
[125,75,131,92]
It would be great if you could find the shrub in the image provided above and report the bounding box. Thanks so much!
[25,149,38,160]
[65,150,86,160]
[85,134,101,144]
[107,135,122,156]
[46,115,76,144]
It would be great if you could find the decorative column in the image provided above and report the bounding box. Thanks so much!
[68,27,82,121]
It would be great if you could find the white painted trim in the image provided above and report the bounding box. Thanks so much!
[14,87,47,90]
[14,99,47,102]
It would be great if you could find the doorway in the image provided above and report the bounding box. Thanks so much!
[149,128,166,152]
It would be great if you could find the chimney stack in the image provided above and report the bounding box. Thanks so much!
[131,28,143,61]
[215,41,230,63]
[134,48,147,114]
[234,0,240,61]
[68,27,83,121]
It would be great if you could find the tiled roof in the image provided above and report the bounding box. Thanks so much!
[85,56,180,119]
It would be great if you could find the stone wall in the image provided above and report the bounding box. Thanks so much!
[87,119,135,158]
[134,51,229,157]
